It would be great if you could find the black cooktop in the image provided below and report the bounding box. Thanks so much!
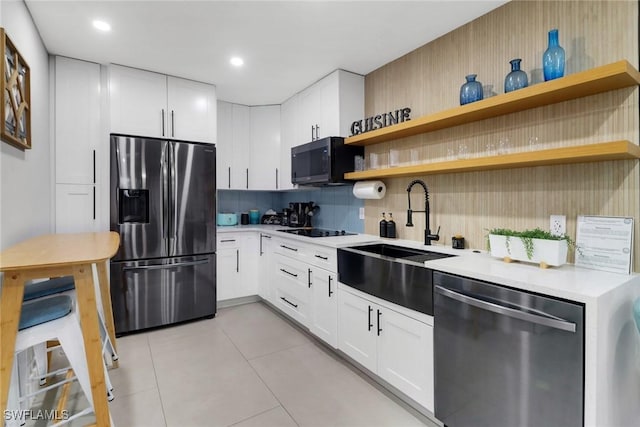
[277,228,356,238]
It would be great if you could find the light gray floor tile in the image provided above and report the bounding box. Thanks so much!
[216,303,310,360]
[160,361,279,427]
[108,387,167,427]
[108,333,157,398]
[250,342,429,427]
[231,406,299,427]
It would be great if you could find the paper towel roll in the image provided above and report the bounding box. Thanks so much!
[353,181,386,199]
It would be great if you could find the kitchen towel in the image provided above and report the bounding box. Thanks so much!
[353,181,386,199]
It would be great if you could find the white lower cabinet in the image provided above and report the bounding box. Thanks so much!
[258,233,275,304]
[338,287,434,412]
[216,233,258,301]
[310,267,338,348]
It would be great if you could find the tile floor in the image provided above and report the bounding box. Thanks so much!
[26,302,439,427]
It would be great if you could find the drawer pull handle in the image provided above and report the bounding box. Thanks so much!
[281,245,298,252]
[281,297,298,308]
[220,239,236,243]
[280,268,298,278]
[314,255,328,260]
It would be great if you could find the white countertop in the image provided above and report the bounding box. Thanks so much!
[217,226,639,301]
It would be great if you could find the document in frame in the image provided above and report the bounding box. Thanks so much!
[575,216,634,274]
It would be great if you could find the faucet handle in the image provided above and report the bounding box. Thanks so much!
[426,225,441,243]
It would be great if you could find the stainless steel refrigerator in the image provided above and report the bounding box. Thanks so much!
[110,134,216,335]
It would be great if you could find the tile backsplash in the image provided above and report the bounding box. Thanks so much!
[217,186,364,232]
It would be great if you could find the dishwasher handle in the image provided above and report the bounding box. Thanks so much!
[435,285,577,333]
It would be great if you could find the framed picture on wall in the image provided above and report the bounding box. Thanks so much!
[1,27,31,150]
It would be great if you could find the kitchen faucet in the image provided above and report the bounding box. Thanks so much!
[406,179,440,245]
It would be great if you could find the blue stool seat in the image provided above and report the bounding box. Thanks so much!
[23,276,75,302]
[633,297,640,335]
[19,295,73,331]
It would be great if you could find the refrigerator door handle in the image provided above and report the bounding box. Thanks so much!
[123,258,209,272]
[162,143,170,241]
[169,142,178,255]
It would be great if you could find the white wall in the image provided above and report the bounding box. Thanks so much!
[0,0,51,249]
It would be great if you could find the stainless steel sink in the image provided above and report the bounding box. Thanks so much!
[337,243,455,315]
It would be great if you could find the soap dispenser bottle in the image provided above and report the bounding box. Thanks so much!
[379,212,387,238]
[386,213,397,238]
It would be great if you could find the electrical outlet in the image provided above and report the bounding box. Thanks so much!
[359,207,365,220]
[550,215,566,236]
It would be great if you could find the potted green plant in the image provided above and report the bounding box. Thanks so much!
[487,227,577,268]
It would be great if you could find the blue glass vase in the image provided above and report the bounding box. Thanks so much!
[543,29,565,81]
[504,59,528,93]
[460,74,483,105]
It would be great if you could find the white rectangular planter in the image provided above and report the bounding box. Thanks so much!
[489,234,568,267]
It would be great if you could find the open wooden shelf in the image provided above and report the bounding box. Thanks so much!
[344,141,640,179]
[345,60,640,147]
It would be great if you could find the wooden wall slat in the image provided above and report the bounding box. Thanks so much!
[363,0,640,270]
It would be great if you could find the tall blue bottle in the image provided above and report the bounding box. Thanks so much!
[543,29,565,81]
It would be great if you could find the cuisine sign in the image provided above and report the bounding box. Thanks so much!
[350,107,411,136]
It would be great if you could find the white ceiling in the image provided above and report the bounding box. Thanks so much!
[25,0,508,106]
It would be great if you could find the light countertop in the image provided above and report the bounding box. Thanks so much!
[217,226,639,302]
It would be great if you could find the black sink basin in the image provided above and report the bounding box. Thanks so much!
[338,244,455,316]
[348,243,453,263]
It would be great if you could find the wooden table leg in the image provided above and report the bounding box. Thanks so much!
[72,264,110,426]
[0,273,25,415]
[96,261,118,368]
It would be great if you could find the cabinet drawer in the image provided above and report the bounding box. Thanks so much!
[274,256,310,302]
[306,245,337,271]
[217,235,241,249]
[274,285,309,328]
[274,238,306,259]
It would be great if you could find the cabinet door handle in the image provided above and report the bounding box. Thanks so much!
[262,234,272,239]
[171,110,175,137]
[236,249,239,273]
[228,167,231,188]
[280,244,297,252]
[377,309,382,336]
[281,297,298,309]
[220,239,236,242]
[260,234,263,256]
[311,126,314,141]
[315,124,319,140]
[368,305,373,331]
[280,268,298,278]
[328,276,333,297]
[92,187,96,220]
[161,109,165,136]
[308,268,312,288]
[92,149,96,184]
[275,168,278,189]
[314,254,328,260]
[246,168,249,189]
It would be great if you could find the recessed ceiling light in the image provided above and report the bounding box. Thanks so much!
[230,57,244,67]
[92,20,111,32]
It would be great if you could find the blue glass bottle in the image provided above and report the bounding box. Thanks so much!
[504,59,529,92]
[543,29,565,81]
[460,74,483,105]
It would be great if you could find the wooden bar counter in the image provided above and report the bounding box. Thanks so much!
[0,232,120,426]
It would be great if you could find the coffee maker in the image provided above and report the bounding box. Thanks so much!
[288,202,318,227]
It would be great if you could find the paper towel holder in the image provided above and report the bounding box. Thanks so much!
[353,180,386,199]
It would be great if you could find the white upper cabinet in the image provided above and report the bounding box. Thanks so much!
[295,69,364,144]
[109,65,216,143]
[279,96,298,190]
[55,56,100,185]
[249,105,281,190]
[109,65,167,138]
[167,76,216,143]
[216,101,280,190]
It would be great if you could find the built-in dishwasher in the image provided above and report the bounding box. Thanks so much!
[433,271,584,427]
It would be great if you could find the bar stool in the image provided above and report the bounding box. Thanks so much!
[7,295,114,427]
[22,276,118,387]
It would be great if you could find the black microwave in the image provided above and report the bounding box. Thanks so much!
[291,137,364,185]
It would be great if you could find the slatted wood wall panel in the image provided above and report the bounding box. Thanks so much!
[362,0,640,269]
